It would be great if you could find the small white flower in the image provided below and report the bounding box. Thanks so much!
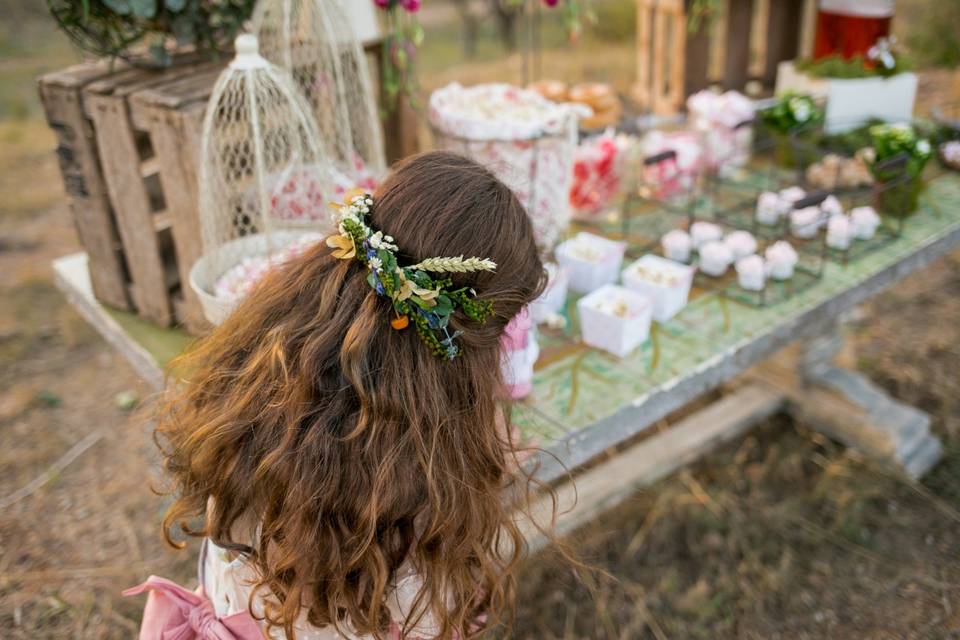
[790,98,811,123]
[368,231,384,249]
[917,139,931,156]
[369,257,383,270]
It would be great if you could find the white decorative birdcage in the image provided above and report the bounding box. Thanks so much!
[190,34,333,324]
[252,0,386,190]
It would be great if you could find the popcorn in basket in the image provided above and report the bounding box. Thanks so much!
[429,82,584,252]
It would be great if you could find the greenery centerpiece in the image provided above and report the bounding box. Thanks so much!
[758,92,825,168]
[862,123,933,216]
[46,0,255,67]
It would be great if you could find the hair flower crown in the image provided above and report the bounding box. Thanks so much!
[326,191,497,359]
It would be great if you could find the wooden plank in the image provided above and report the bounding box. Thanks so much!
[723,0,754,90]
[52,253,167,390]
[667,0,686,111]
[651,2,668,113]
[37,77,131,311]
[85,88,172,325]
[632,0,652,108]
[683,0,711,97]
[763,0,805,86]
[522,383,784,546]
[132,96,210,334]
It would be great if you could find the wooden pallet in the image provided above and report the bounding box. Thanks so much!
[632,0,810,114]
[38,56,222,334]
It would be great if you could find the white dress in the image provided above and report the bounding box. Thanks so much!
[200,538,439,640]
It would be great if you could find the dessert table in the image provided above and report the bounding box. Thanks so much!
[53,171,960,519]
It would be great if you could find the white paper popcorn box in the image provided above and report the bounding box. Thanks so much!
[556,232,626,294]
[577,284,652,357]
[850,206,881,240]
[530,262,570,323]
[698,240,734,277]
[621,255,695,322]
[735,254,766,291]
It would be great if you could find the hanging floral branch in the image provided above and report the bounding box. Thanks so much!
[541,0,596,43]
[373,0,424,111]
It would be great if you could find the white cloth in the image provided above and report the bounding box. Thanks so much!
[200,539,436,640]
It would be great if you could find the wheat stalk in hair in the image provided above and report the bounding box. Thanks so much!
[410,256,497,273]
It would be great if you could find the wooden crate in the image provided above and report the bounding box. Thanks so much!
[39,57,222,334]
[632,0,810,114]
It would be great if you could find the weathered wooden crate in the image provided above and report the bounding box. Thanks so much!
[39,57,224,334]
[633,0,810,114]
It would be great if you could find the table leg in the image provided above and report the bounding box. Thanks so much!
[762,321,942,478]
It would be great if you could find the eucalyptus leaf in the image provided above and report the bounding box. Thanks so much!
[171,14,196,45]
[433,295,453,317]
[165,0,188,12]
[129,0,158,19]
[149,42,172,66]
[102,0,132,15]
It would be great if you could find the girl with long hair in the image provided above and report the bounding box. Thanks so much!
[128,151,550,639]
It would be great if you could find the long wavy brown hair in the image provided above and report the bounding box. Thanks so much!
[156,151,548,639]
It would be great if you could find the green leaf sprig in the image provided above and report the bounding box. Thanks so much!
[326,193,496,360]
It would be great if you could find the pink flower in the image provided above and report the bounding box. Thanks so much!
[543,0,560,6]
[401,0,421,11]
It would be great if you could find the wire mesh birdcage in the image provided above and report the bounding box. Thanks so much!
[252,0,386,188]
[190,34,333,324]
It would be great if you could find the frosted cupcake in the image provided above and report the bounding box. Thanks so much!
[735,254,766,291]
[756,191,783,226]
[821,194,844,218]
[790,206,822,239]
[778,186,806,207]
[724,230,757,260]
[765,241,798,280]
[826,215,853,250]
[690,221,723,248]
[850,206,881,240]
[661,229,693,263]
[698,240,734,277]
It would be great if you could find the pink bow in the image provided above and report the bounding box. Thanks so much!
[123,576,264,640]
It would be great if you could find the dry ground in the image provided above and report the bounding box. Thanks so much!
[2,2,960,638]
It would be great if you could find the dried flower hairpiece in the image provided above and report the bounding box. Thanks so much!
[326,191,497,359]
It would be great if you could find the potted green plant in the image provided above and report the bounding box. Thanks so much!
[862,123,933,216]
[758,92,824,167]
[46,0,255,67]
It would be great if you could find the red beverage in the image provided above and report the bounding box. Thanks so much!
[814,0,894,60]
